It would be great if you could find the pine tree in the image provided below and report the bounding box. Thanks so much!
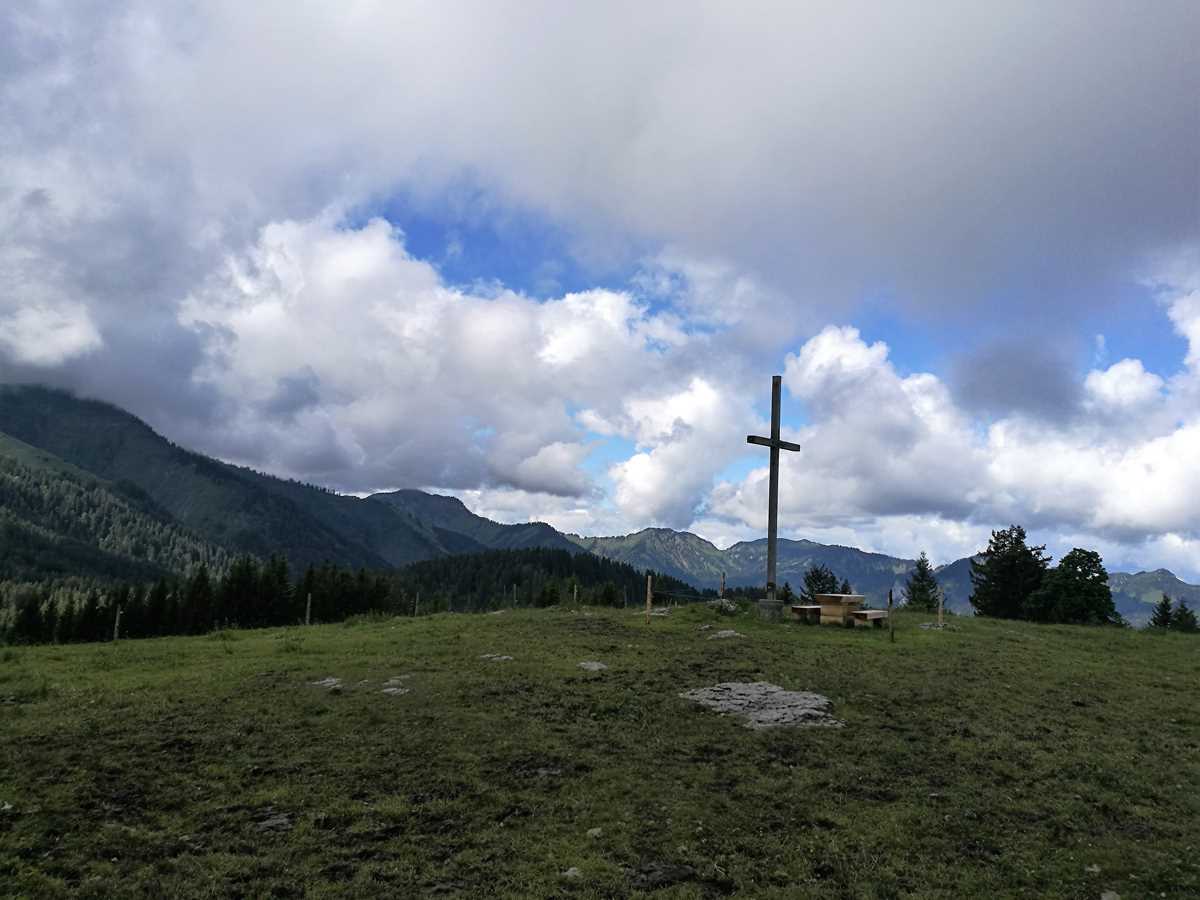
[902,552,942,612]
[77,591,103,642]
[143,579,169,636]
[11,591,44,644]
[1024,548,1117,624]
[800,564,841,603]
[969,525,1050,619]
[1149,593,1174,629]
[182,565,214,634]
[56,598,77,643]
[838,578,852,594]
[1171,599,1198,633]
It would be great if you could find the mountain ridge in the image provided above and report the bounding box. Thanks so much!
[1,384,1195,625]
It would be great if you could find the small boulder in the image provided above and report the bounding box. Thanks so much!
[578,661,608,672]
[707,629,744,640]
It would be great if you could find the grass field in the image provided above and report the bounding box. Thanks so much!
[1,604,1197,898]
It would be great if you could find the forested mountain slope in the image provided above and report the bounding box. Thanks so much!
[0,431,230,581]
[2,385,1196,626]
[0,385,436,571]
[370,489,582,554]
[575,528,913,604]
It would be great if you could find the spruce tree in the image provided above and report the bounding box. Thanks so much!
[1149,593,1174,629]
[838,578,853,594]
[144,579,170,636]
[11,591,43,644]
[183,565,214,634]
[902,552,942,612]
[56,598,77,643]
[800,564,840,603]
[77,591,102,642]
[1172,599,1199,633]
[969,525,1050,619]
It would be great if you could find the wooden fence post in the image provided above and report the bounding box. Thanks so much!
[305,593,312,626]
[113,605,122,642]
[645,574,653,624]
[888,589,894,644]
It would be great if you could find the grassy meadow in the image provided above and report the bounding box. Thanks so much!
[1,604,1197,898]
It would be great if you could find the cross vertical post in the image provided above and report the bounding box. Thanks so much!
[747,375,802,620]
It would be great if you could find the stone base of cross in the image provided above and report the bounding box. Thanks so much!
[746,374,801,620]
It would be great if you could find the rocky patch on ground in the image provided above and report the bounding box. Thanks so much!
[679,682,843,729]
[706,629,744,640]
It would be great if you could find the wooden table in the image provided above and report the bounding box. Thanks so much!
[814,593,865,626]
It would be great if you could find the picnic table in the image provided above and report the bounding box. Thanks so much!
[815,593,866,625]
[791,593,890,627]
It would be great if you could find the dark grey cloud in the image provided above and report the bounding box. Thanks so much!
[263,370,321,421]
[951,339,1084,421]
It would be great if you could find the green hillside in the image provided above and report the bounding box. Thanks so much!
[1109,569,1200,624]
[369,489,581,553]
[572,528,730,586]
[0,432,230,582]
[387,546,699,612]
[0,385,436,571]
[1,607,1196,897]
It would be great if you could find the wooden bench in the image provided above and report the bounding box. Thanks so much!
[851,609,889,628]
[790,605,822,624]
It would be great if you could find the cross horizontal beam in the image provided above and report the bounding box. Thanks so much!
[746,434,802,452]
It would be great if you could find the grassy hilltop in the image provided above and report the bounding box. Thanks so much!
[1,606,1197,898]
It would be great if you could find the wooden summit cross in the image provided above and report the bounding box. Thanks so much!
[747,375,801,620]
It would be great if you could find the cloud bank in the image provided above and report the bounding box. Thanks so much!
[1,2,1197,577]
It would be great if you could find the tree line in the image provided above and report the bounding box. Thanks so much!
[790,528,1179,629]
[383,547,700,613]
[0,555,391,645]
[1149,594,1198,632]
[0,547,701,645]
